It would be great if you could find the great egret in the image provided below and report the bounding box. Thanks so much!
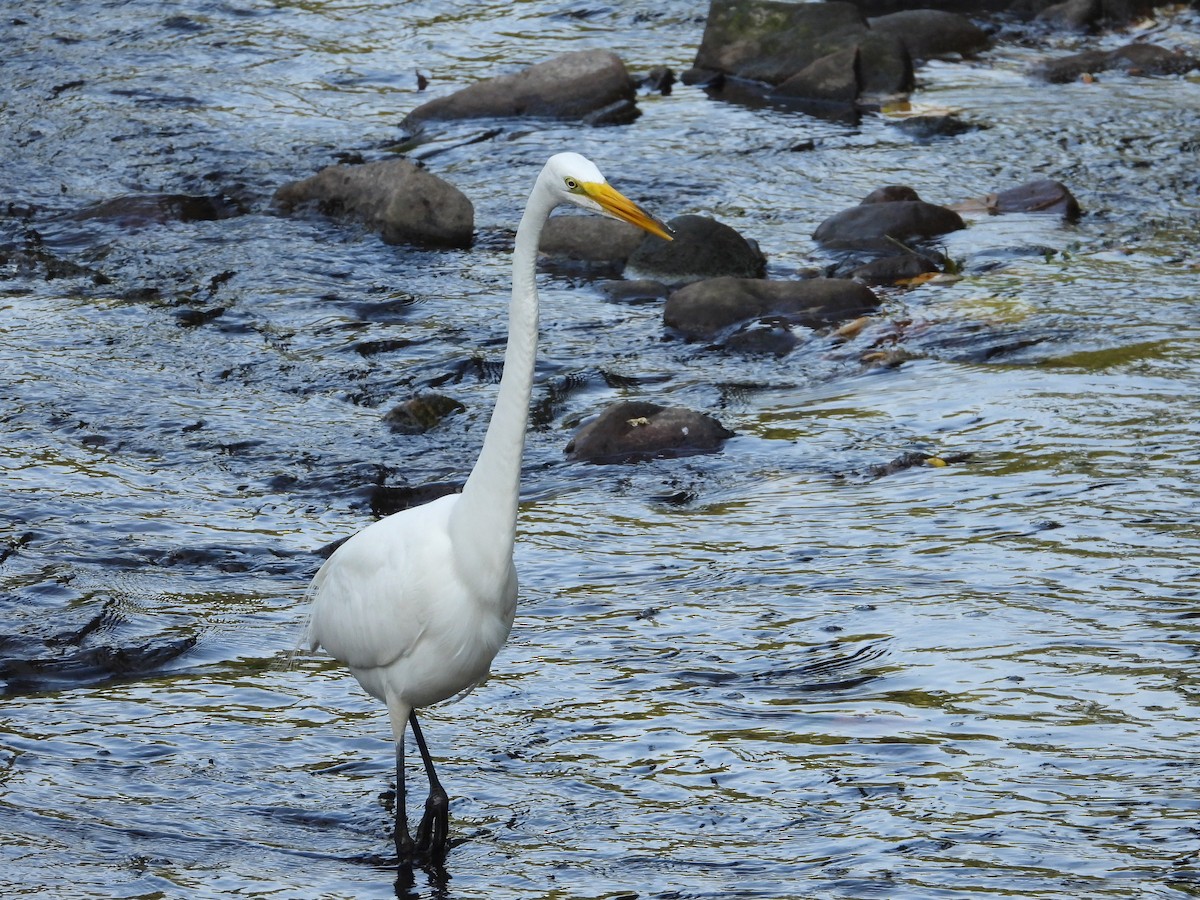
[306,153,672,861]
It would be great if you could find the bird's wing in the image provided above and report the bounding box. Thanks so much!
[306,494,458,670]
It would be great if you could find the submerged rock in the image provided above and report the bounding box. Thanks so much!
[890,113,980,141]
[274,158,474,248]
[850,253,940,285]
[1033,43,1200,83]
[664,276,880,340]
[403,49,638,126]
[813,196,965,250]
[627,214,766,282]
[70,192,242,226]
[952,179,1082,221]
[565,399,735,463]
[382,394,466,434]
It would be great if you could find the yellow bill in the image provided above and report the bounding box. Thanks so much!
[581,181,674,241]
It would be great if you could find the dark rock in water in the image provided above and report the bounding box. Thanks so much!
[539,215,648,266]
[692,0,914,103]
[719,316,801,354]
[774,47,861,105]
[274,158,474,248]
[851,253,940,285]
[841,0,1012,15]
[813,199,965,250]
[665,276,880,339]
[582,98,641,126]
[565,399,735,463]
[864,449,971,478]
[1022,0,1161,29]
[382,393,466,434]
[369,481,463,519]
[861,185,922,203]
[627,214,766,282]
[891,113,979,140]
[856,31,914,95]
[867,10,990,61]
[403,49,637,125]
[598,279,670,303]
[1033,43,1200,83]
[952,179,1082,221]
[70,192,242,226]
[694,0,868,85]
[640,66,676,94]
[993,179,1082,220]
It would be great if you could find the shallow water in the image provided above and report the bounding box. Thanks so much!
[3,1,1200,898]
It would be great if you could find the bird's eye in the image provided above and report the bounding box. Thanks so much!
[564,177,579,191]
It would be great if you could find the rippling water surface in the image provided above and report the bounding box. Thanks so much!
[2,1,1200,897]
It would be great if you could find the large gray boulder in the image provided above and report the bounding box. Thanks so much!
[274,158,474,248]
[404,49,637,126]
[665,276,880,340]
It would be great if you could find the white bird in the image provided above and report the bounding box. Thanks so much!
[305,153,672,862]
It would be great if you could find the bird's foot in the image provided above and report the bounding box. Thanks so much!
[414,784,450,860]
[395,821,418,864]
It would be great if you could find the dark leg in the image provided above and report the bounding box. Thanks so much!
[409,711,450,858]
[394,738,417,861]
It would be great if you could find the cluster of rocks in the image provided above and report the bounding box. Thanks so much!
[48,0,1191,467]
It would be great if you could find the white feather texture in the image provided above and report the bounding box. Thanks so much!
[303,152,670,860]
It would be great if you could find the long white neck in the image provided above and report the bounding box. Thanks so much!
[450,176,556,576]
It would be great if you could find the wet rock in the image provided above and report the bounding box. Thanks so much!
[952,179,1082,221]
[581,98,641,126]
[370,481,463,519]
[867,10,989,61]
[403,49,637,126]
[692,0,869,85]
[274,158,474,248]
[842,0,1012,14]
[719,316,801,354]
[690,0,914,103]
[861,185,922,203]
[70,192,242,226]
[864,449,971,478]
[850,253,940,285]
[539,215,648,265]
[565,399,735,463]
[1033,43,1200,83]
[664,276,880,340]
[640,66,676,95]
[813,198,965,251]
[1017,0,1160,28]
[627,214,766,282]
[382,394,466,434]
[994,179,1082,220]
[891,113,979,140]
[856,32,914,95]
[598,279,671,303]
[775,47,861,105]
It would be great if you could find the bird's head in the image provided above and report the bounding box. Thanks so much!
[542,152,673,241]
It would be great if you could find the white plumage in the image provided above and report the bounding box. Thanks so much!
[305,152,671,862]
